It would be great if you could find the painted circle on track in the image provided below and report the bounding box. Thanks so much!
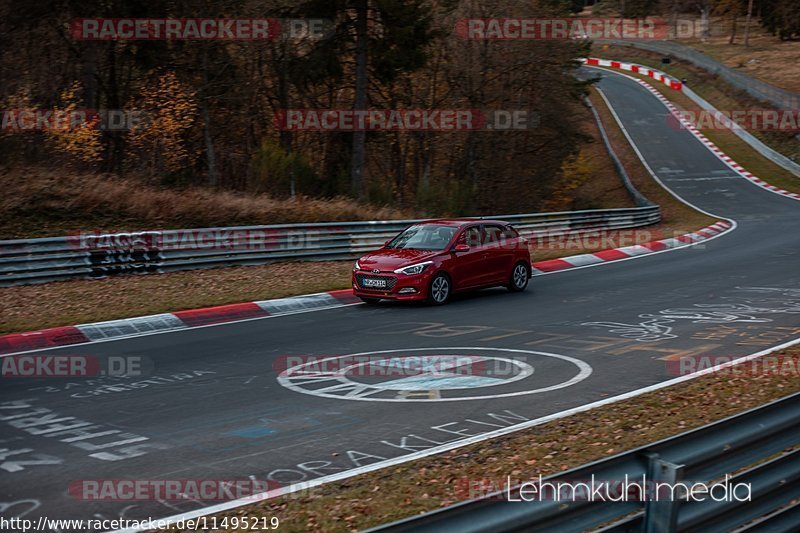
[342,354,534,391]
[277,347,592,402]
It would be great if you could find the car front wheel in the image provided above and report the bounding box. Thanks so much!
[508,262,529,292]
[428,272,451,305]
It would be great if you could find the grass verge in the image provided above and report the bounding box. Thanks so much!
[678,18,800,94]
[163,348,800,532]
[0,167,411,239]
[0,262,354,335]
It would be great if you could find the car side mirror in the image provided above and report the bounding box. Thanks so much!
[454,244,470,252]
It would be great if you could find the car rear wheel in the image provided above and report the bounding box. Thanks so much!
[508,262,529,292]
[428,272,451,305]
[359,297,381,304]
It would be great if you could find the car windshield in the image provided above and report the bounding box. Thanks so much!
[387,224,457,250]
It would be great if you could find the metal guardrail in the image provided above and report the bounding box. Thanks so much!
[585,96,653,207]
[0,206,660,286]
[583,56,800,178]
[585,48,800,177]
[599,40,800,112]
[370,392,800,533]
[681,85,800,178]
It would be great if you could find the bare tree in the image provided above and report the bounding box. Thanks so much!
[350,0,368,200]
[744,0,755,46]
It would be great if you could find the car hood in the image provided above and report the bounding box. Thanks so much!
[358,248,441,272]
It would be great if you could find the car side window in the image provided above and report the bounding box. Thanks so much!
[482,225,503,246]
[457,226,481,248]
[502,225,520,240]
[430,226,456,248]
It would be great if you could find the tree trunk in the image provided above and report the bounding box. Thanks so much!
[729,15,737,44]
[201,102,219,187]
[670,0,680,39]
[350,0,368,200]
[744,0,755,47]
[105,42,123,174]
[276,42,295,198]
[201,49,219,187]
[700,6,711,39]
[391,132,405,205]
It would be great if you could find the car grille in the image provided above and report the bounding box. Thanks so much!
[356,273,397,291]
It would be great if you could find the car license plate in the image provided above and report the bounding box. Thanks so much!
[363,278,387,288]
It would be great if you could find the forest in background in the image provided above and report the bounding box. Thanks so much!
[1,0,797,221]
[0,0,593,217]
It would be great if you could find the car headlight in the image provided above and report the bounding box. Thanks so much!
[394,261,433,275]
[353,260,362,271]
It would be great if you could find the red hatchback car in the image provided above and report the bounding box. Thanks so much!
[352,219,531,305]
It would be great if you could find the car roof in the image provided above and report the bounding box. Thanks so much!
[417,218,509,227]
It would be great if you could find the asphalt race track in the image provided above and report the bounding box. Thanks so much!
[2,68,800,526]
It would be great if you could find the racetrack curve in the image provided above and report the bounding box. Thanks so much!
[1,68,799,526]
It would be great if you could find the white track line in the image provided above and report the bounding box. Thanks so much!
[0,303,362,358]
[588,65,800,202]
[111,336,800,533]
[109,67,796,532]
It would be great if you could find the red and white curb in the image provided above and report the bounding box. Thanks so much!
[0,218,733,356]
[651,89,800,201]
[530,220,732,274]
[582,57,682,90]
[0,290,360,356]
[584,58,800,202]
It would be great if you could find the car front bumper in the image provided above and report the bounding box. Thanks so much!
[352,270,432,301]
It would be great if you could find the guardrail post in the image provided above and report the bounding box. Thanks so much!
[643,453,684,533]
